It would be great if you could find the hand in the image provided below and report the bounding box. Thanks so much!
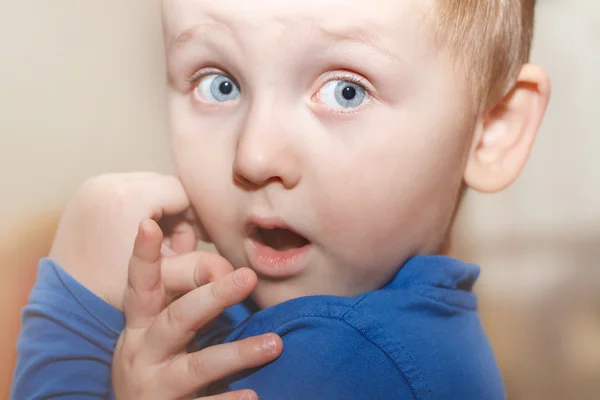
[112,219,283,400]
[49,172,202,310]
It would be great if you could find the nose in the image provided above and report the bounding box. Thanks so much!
[233,107,302,190]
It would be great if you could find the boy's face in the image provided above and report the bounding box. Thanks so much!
[164,0,475,307]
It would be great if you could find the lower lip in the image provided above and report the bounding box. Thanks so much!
[244,237,312,278]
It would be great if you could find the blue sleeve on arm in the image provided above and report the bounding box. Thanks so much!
[11,259,125,400]
[221,318,417,400]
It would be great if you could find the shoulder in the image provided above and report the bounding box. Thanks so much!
[224,254,506,400]
[344,288,506,400]
[222,313,418,400]
[229,289,505,400]
[335,256,507,400]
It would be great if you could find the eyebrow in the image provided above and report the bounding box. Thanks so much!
[314,25,399,61]
[169,23,226,52]
[169,21,399,62]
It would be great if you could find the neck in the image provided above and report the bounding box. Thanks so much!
[439,234,454,257]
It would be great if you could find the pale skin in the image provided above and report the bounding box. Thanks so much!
[112,218,281,400]
[49,0,550,398]
[50,174,283,400]
[163,0,551,307]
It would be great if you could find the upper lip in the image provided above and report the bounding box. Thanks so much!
[246,215,291,232]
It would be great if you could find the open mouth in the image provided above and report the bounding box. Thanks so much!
[252,227,310,251]
[245,219,313,276]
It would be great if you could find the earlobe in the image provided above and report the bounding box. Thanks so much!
[464,64,551,193]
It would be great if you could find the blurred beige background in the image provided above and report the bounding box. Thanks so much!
[1,0,599,399]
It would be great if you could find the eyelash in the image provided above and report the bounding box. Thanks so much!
[314,71,375,114]
[186,67,237,88]
[185,68,376,108]
[319,71,375,97]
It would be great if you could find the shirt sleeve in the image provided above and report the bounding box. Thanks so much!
[11,258,125,400]
[215,317,417,400]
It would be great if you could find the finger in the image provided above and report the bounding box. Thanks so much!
[196,390,257,400]
[160,208,200,253]
[140,175,192,221]
[168,334,282,396]
[144,268,257,362]
[123,219,166,329]
[169,219,198,253]
[161,251,234,298]
[161,242,177,257]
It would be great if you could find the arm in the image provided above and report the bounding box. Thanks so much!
[11,259,124,399]
[218,318,417,400]
[12,175,284,400]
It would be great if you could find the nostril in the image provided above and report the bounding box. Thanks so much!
[233,172,256,188]
[233,161,287,189]
[233,150,300,189]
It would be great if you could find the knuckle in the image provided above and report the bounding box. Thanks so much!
[211,254,235,275]
[118,347,138,370]
[188,354,210,382]
[79,174,136,208]
[124,283,150,312]
[194,258,208,287]
[230,342,244,363]
[74,172,165,222]
[68,175,122,215]
[210,281,225,304]
[122,374,152,398]
[166,302,185,328]
[194,253,224,286]
[112,184,140,210]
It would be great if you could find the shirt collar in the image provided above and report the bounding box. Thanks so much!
[384,255,480,292]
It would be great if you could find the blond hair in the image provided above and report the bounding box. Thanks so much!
[432,0,536,112]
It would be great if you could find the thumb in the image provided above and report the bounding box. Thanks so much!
[123,219,166,329]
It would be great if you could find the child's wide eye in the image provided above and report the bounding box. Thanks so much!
[317,80,369,110]
[195,74,240,103]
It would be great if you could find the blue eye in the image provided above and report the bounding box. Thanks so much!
[195,74,240,103]
[318,80,368,110]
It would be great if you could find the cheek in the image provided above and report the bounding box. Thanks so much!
[175,145,232,225]
[311,113,471,266]
[169,104,239,238]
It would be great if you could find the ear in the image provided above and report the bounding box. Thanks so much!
[464,64,551,193]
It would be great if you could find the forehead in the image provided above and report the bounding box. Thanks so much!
[162,0,430,47]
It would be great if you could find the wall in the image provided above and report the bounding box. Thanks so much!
[453,1,600,398]
[0,1,171,397]
[0,0,173,228]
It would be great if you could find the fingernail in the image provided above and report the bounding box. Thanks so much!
[233,269,249,288]
[240,391,254,400]
[262,334,277,354]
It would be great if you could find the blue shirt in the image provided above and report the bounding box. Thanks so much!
[11,256,505,400]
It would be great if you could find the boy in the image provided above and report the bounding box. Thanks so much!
[12,0,550,399]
